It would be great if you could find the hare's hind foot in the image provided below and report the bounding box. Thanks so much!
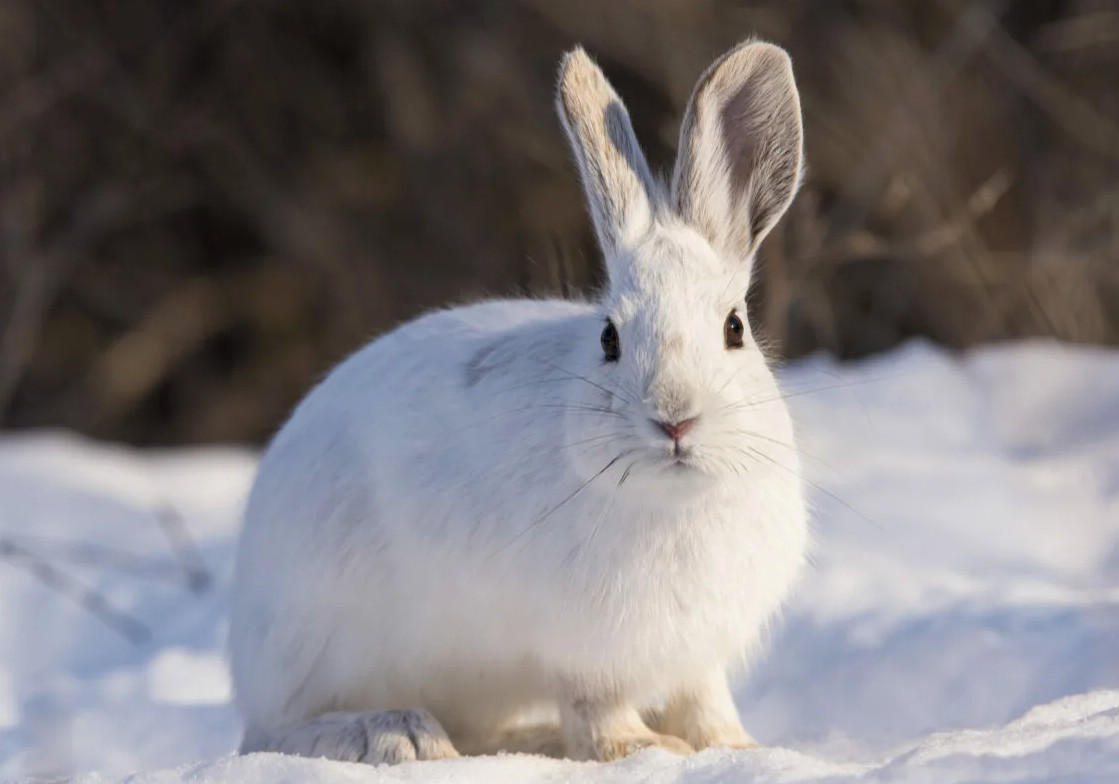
[594,731,694,761]
[559,693,695,762]
[641,670,760,752]
[462,711,692,762]
[466,719,693,762]
[457,721,567,759]
[644,705,759,751]
[242,708,459,765]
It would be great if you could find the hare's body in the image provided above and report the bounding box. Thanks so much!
[232,295,806,753]
[231,41,811,763]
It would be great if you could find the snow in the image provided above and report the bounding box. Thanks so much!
[1,338,1117,782]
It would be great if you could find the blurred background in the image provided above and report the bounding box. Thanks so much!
[1,0,1117,446]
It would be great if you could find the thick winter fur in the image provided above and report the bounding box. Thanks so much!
[230,40,808,764]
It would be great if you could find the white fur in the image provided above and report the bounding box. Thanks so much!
[229,40,808,764]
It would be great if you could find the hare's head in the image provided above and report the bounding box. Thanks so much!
[555,42,804,498]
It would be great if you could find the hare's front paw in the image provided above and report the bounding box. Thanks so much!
[363,709,460,763]
[595,731,694,761]
[246,708,459,765]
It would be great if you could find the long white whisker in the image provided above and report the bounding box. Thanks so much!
[725,428,839,473]
[490,449,637,557]
[555,432,625,453]
[742,446,884,531]
[716,376,889,416]
[535,359,637,407]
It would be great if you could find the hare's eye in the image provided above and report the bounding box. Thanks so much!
[724,311,745,349]
[601,321,620,363]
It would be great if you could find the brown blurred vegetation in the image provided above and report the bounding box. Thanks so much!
[1,0,1117,445]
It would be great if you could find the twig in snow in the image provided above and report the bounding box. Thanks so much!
[0,538,150,645]
[153,506,212,593]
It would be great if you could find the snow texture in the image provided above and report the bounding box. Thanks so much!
[0,339,1117,782]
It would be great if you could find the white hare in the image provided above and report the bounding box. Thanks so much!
[229,40,809,764]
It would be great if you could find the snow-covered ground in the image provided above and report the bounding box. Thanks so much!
[1,339,1117,783]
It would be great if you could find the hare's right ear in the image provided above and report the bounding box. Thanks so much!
[671,42,803,270]
[557,48,657,279]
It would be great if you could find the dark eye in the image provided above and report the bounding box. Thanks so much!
[724,310,745,349]
[601,321,620,362]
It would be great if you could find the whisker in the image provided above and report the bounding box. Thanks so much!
[479,372,632,406]
[794,366,876,426]
[535,359,637,407]
[743,446,885,532]
[491,450,636,557]
[617,457,641,487]
[581,498,612,556]
[726,428,841,473]
[562,489,618,570]
[439,402,628,438]
[555,432,626,454]
[528,403,627,417]
[717,376,892,415]
[712,369,742,400]
[483,374,571,397]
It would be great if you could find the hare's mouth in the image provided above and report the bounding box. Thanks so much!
[663,448,700,472]
[612,449,715,493]
[672,440,698,462]
[615,444,708,483]
[656,454,717,486]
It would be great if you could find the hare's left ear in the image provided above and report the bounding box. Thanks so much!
[557,48,658,282]
[671,42,803,269]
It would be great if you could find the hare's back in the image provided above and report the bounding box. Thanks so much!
[324,297,593,404]
[266,297,593,464]
[388,298,593,348]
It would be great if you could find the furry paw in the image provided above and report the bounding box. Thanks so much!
[245,709,459,765]
[361,709,460,764]
[641,702,760,752]
[595,731,694,761]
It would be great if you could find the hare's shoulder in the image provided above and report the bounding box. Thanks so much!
[322,298,595,398]
[356,298,594,369]
[404,298,595,340]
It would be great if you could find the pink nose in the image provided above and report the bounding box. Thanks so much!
[655,417,699,442]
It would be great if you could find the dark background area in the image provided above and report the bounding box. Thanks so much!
[1,0,1116,445]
